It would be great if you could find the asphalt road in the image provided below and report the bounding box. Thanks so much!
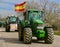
[0,28,60,47]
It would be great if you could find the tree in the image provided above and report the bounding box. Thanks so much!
[26,0,40,9]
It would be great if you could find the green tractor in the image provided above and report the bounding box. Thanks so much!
[18,9,54,44]
[5,16,19,32]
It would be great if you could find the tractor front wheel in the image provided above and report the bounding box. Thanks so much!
[23,28,32,44]
[45,28,54,44]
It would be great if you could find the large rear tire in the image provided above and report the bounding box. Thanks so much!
[45,28,54,44]
[18,31,23,41]
[18,23,23,41]
[5,22,10,32]
[6,26,10,32]
[23,28,32,44]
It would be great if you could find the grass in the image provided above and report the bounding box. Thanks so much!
[54,31,60,35]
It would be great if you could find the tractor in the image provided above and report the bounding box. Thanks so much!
[18,9,54,44]
[5,16,19,32]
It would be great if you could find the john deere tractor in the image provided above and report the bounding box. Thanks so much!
[18,9,54,44]
[5,16,19,32]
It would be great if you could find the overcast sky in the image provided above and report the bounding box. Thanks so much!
[0,0,60,18]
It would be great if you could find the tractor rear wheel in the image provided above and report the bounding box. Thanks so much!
[6,28,8,32]
[45,28,54,44]
[18,24,23,41]
[18,30,23,41]
[6,26,10,32]
[23,28,32,44]
[5,23,10,32]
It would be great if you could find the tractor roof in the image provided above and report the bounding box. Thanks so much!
[8,16,16,18]
[27,9,43,12]
[28,9,38,11]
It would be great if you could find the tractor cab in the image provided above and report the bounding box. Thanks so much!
[7,16,18,23]
[27,9,44,24]
[23,9,44,27]
[28,10,43,20]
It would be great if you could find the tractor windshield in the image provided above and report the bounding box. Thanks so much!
[29,11,43,20]
[9,17,17,22]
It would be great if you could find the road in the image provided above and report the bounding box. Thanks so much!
[0,28,60,47]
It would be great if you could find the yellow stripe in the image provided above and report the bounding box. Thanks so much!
[15,4,26,10]
[19,4,25,9]
[15,6,20,10]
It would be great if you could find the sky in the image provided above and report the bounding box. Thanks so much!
[50,0,60,4]
[0,0,60,18]
[0,0,27,17]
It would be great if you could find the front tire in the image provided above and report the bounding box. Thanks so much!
[23,28,32,44]
[45,28,54,44]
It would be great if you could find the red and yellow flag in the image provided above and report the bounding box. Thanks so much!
[15,2,26,12]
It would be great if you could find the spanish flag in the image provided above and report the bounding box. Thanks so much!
[15,2,26,12]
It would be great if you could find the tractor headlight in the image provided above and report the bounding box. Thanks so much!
[37,26,44,29]
[37,24,44,29]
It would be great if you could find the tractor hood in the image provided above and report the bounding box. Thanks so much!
[33,19,44,24]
